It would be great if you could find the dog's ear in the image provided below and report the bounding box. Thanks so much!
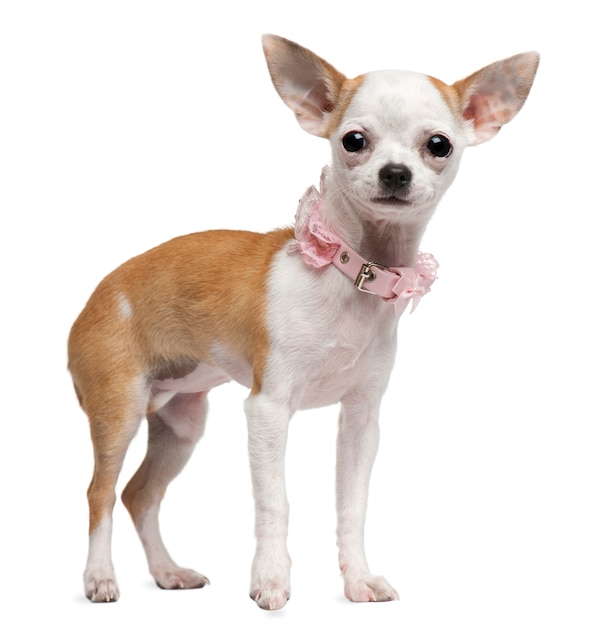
[452,51,540,145]
[262,34,348,138]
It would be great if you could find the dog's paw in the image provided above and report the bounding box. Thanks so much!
[154,567,209,590]
[250,579,290,610]
[85,574,120,603]
[250,551,291,610]
[344,575,399,603]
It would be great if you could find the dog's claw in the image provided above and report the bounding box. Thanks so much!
[85,577,120,603]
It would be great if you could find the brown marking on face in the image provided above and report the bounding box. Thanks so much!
[325,74,366,137]
[427,75,466,126]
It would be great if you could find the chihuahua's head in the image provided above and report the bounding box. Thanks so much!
[263,35,539,228]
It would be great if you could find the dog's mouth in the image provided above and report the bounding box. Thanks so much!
[372,195,411,207]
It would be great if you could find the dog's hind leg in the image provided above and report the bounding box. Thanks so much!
[121,391,209,591]
[83,386,145,602]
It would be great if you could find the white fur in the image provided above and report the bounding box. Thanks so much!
[264,248,396,410]
[84,515,118,602]
[117,292,132,319]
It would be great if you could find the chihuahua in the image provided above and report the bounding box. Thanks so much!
[68,34,539,609]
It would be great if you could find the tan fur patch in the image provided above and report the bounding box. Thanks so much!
[428,76,465,125]
[325,75,365,136]
[69,228,295,407]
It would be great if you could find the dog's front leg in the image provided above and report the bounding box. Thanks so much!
[336,394,399,602]
[244,393,292,610]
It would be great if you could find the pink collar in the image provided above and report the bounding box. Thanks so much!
[292,176,438,317]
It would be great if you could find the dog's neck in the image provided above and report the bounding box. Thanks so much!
[319,169,432,269]
[358,221,426,269]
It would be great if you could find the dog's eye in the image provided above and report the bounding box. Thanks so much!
[427,135,452,158]
[342,132,367,152]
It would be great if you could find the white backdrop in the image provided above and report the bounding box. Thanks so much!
[1,1,614,625]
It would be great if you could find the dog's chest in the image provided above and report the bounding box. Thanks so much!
[264,250,398,408]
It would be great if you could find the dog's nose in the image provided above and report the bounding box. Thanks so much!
[379,163,412,192]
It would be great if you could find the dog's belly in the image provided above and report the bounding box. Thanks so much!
[151,342,254,393]
[152,362,233,394]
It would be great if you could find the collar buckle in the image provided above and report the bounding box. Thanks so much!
[354,261,391,294]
